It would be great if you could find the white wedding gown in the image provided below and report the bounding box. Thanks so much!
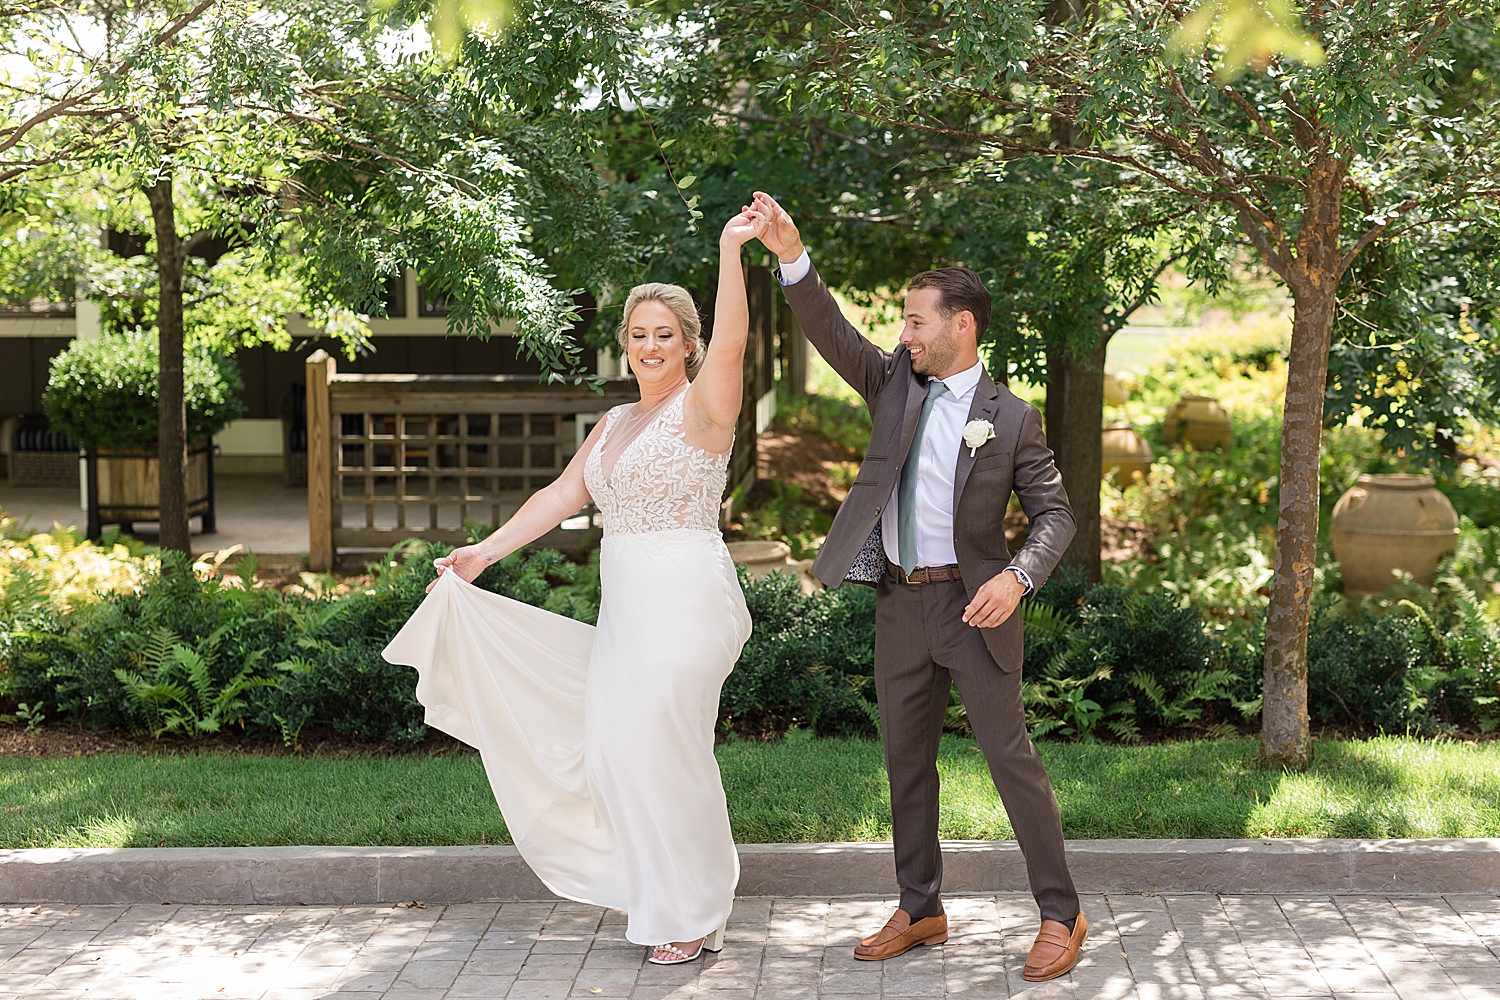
[382,390,752,945]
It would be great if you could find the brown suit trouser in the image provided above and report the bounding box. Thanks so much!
[875,573,1080,924]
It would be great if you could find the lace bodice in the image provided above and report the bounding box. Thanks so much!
[584,391,731,535]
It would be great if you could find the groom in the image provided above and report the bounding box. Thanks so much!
[752,193,1086,980]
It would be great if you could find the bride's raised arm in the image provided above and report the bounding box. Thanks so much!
[682,208,769,454]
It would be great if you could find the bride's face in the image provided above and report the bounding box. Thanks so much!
[625,300,689,386]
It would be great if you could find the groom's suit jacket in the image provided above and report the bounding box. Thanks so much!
[783,263,1076,672]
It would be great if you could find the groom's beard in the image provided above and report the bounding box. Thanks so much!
[910,324,961,376]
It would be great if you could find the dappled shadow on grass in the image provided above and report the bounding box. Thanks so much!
[946,735,1500,840]
[1246,736,1500,838]
[1033,738,1271,839]
[3,735,1497,849]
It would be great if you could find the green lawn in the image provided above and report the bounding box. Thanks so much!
[2,736,1497,849]
[1105,328,1191,370]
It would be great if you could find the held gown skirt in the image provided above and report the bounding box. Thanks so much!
[382,527,752,945]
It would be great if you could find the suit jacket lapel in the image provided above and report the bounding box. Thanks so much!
[952,366,1002,513]
[893,357,927,466]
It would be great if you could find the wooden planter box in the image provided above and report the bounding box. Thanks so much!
[86,442,216,539]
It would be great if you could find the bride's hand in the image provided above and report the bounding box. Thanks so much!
[427,544,492,593]
[720,207,768,249]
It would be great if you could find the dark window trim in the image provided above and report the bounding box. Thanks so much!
[417,283,451,317]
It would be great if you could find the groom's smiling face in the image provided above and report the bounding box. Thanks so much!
[901,287,966,378]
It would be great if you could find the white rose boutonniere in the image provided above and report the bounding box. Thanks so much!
[963,419,995,457]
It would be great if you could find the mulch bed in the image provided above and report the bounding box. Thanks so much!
[744,425,1040,552]
[6,719,1489,760]
[1102,518,1155,564]
[750,426,860,512]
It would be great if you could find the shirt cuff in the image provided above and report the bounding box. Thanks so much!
[776,249,811,286]
[1004,565,1034,598]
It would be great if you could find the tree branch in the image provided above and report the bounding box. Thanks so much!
[1104,253,1182,334]
[1339,199,1419,272]
[802,211,918,227]
[0,0,220,157]
[1221,84,1282,150]
[1235,206,1291,283]
[1278,85,1317,153]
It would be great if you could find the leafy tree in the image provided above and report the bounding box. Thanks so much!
[732,0,1500,767]
[1327,211,1500,466]
[630,4,1231,580]
[1,0,641,553]
[0,175,360,357]
[944,156,1227,579]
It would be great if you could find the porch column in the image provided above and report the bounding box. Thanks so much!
[306,350,335,572]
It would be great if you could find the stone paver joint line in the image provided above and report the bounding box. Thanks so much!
[2,892,1497,999]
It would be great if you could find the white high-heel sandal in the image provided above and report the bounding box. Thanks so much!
[648,921,726,965]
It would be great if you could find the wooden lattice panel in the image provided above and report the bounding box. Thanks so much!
[333,410,564,541]
[322,375,639,549]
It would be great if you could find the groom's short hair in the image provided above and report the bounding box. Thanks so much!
[908,267,991,338]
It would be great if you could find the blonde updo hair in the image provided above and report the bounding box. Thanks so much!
[616,282,705,379]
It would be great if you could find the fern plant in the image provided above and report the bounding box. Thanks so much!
[947,601,1082,734]
[113,626,278,738]
[1400,576,1500,732]
[1127,668,1243,734]
[1023,648,1139,743]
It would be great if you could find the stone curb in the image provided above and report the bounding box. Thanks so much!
[3,839,1496,906]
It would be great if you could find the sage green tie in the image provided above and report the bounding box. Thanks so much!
[898,378,949,574]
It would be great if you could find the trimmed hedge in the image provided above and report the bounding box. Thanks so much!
[43,329,245,450]
[3,540,1496,746]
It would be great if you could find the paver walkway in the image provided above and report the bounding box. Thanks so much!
[2,893,1497,1000]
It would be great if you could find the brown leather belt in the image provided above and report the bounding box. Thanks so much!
[887,563,963,585]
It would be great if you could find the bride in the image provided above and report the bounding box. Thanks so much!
[382,205,768,965]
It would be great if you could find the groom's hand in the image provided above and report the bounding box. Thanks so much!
[750,191,804,263]
[963,570,1026,628]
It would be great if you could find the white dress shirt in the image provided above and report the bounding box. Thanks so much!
[880,360,982,569]
[779,249,1033,594]
[779,248,813,286]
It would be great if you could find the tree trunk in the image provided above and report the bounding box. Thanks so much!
[1260,287,1337,766]
[1260,160,1346,769]
[1044,335,1108,582]
[144,176,191,556]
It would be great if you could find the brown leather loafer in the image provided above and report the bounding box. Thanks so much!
[1022,911,1088,981]
[853,908,948,961]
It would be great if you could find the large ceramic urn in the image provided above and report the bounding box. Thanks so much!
[726,539,819,594]
[1101,423,1153,485]
[1331,474,1460,595]
[726,540,792,578]
[1163,394,1233,450]
[1104,374,1130,405]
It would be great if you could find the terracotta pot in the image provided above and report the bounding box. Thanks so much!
[1104,374,1130,405]
[1331,474,1460,595]
[1163,394,1232,450]
[1101,423,1153,485]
